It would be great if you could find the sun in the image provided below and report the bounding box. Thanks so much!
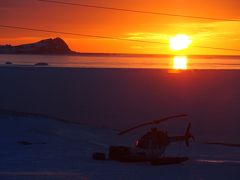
[169,34,192,51]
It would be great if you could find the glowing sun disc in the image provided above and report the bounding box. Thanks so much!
[169,34,192,51]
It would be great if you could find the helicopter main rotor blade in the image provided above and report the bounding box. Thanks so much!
[203,142,240,148]
[118,114,187,135]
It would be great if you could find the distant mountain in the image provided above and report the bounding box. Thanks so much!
[0,38,75,54]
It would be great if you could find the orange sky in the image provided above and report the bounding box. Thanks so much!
[0,0,240,55]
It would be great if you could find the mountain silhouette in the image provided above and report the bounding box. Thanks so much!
[0,38,75,54]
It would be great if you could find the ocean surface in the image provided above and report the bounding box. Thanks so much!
[0,54,240,70]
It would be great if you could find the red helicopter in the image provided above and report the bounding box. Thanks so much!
[93,114,195,165]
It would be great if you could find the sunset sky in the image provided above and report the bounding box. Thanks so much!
[0,0,240,55]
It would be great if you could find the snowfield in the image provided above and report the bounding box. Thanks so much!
[0,114,239,180]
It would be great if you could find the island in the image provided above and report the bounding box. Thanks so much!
[0,37,75,54]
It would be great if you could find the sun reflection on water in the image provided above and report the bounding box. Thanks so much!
[173,56,188,70]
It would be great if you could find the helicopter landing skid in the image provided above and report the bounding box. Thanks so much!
[93,146,189,165]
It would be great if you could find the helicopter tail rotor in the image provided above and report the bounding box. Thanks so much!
[184,123,195,147]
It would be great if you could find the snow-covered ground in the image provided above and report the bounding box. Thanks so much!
[0,114,239,180]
